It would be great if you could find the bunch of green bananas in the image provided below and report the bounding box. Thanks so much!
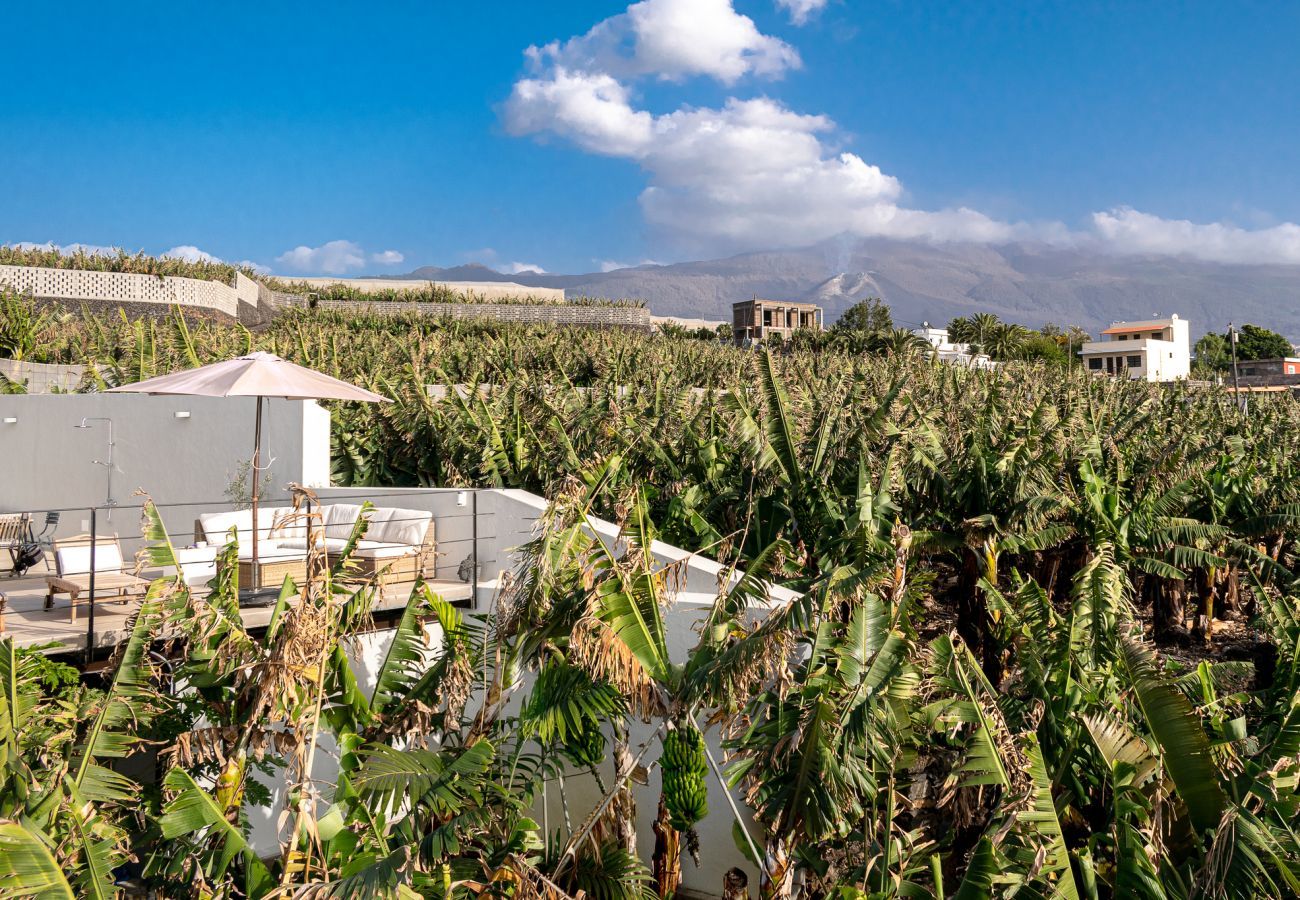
[661,723,708,831]
[564,723,606,769]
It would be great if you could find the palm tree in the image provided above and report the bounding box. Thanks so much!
[867,328,932,358]
[984,321,1028,360]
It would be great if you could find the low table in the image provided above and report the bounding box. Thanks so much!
[238,557,308,591]
[45,572,150,622]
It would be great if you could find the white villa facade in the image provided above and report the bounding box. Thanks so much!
[1079,315,1191,382]
[911,323,997,369]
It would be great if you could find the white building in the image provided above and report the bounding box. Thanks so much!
[1079,315,1191,382]
[911,323,997,369]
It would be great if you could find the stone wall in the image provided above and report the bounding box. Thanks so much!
[0,264,649,331]
[286,296,651,330]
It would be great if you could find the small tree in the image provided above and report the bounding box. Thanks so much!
[833,297,893,334]
[1013,331,1068,364]
[1194,333,1230,372]
[947,312,1001,354]
[1233,323,1293,361]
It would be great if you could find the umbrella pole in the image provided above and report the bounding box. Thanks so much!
[251,396,262,588]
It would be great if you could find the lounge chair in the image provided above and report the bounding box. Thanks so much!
[1,513,31,576]
[45,534,150,622]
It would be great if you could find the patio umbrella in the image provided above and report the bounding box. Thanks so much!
[107,351,388,583]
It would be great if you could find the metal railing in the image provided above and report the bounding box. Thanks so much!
[4,487,511,664]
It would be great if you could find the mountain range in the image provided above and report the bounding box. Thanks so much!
[395,238,1300,339]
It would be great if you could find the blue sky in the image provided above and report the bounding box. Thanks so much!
[2,1,1297,275]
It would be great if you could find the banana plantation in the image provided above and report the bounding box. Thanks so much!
[3,297,1300,898]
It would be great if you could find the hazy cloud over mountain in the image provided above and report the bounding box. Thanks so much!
[505,0,1300,267]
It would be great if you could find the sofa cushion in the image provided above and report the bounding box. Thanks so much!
[270,508,309,541]
[235,543,307,563]
[57,543,124,576]
[278,536,352,554]
[353,543,418,559]
[199,507,290,547]
[275,537,405,556]
[323,503,367,541]
[368,507,432,547]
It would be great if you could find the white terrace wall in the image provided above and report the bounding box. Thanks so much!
[0,264,251,318]
[269,485,799,896]
[0,394,330,538]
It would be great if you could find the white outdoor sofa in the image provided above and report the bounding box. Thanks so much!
[194,503,436,586]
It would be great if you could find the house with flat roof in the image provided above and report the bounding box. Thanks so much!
[1079,315,1190,382]
[910,323,996,369]
[1237,357,1300,378]
[732,299,822,346]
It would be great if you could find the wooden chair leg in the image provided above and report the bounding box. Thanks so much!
[68,591,79,623]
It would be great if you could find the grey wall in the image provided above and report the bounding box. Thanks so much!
[0,394,329,541]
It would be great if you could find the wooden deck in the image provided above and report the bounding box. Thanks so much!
[0,561,474,660]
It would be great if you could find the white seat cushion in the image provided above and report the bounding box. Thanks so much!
[322,503,367,541]
[235,544,308,563]
[269,508,309,541]
[199,507,289,547]
[56,544,124,576]
[275,537,404,556]
[353,543,417,559]
[367,507,432,547]
[277,537,350,554]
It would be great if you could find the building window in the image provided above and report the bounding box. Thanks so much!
[1117,335,1127,340]
[1088,358,1102,371]
[763,310,772,327]
[1127,355,1142,368]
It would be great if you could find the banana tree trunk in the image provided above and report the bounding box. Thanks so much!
[612,725,638,856]
[1152,576,1187,643]
[723,867,750,900]
[653,796,682,899]
[1192,568,1215,645]
[760,835,794,900]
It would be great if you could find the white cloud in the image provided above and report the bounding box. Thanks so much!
[508,70,1019,250]
[236,259,272,275]
[506,3,1300,267]
[598,259,664,272]
[274,240,367,275]
[8,241,119,256]
[526,0,799,86]
[507,68,654,157]
[162,245,220,264]
[370,249,405,265]
[1090,207,1300,266]
[777,0,828,25]
[503,262,547,274]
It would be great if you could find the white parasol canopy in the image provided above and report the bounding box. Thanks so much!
[108,351,388,584]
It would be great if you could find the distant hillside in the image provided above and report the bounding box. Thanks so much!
[395,238,1300,338]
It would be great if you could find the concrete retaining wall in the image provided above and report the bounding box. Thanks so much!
[292,297,651,330]
[0,263,647,330]
[0,359,88,393]
[281,276,567,303]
